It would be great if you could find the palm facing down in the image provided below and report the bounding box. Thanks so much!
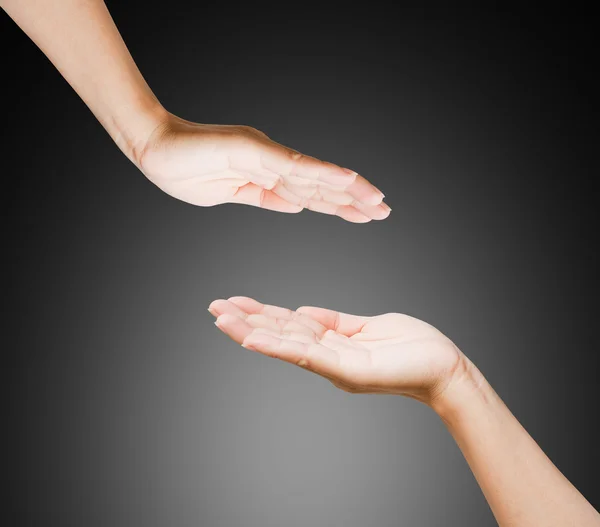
[138,114,390,223]
[208,297,464,404]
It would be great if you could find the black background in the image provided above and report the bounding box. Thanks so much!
[5,4,598,526]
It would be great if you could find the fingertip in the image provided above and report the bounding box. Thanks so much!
[228,296,252,303]
[228,296,264,314]
[356,201,392,221]
[346,175,385,205]
[208,299,227,316]
[379,204,392,219]
[215,313,236,328]
[242,333,270,352]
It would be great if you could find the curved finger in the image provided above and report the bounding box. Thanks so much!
[226,296,264,313]
[237,169,279,190]
[214,313,253,345]
[228,183,303,213]
[242,334,341,377]
[302,200,371,223]
[345,174,385,205]
[296,306,368,337]
[249,167,281,190]
[228,296,291,319]
[262,145,356,186]
[251,327,317,345]
[334,205,372,223]
[317,187,355,206]
[228,296,327,336]
[353,201,392,220]
[270,180,305,206]
[208,299,248,319]
[246,314,317,337]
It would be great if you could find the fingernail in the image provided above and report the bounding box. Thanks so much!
[208,308,217,317]
[382,202,392,212]
[214,321,222,329]
[342,168,357,176]
[241,342,255,351]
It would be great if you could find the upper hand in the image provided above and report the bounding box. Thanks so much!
[135,114,390,222]
[208,297,465,405]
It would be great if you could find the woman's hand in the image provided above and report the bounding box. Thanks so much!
[208,296,464,405]
[136,114,390,222]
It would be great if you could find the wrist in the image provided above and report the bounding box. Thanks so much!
[108,96,169,168]
[430,355,495,425]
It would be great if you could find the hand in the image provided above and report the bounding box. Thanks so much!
[208,296,465,405]
[136,113,390,222]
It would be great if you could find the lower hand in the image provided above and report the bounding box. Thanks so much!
[208,297,466,406]
[135,113,390,222]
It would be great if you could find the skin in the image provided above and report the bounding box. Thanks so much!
[209,296,600,527]
[1,0,389,222]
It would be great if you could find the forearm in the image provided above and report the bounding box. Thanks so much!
[432,359,599,526]
[1,0,167,163]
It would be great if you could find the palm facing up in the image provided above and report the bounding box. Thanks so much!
[208,297,464,404]
[137,114,390,223]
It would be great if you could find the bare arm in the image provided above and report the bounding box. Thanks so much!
[2,0,165,161]
[209,296,600,526]
[432,360,599,526]
[1,0,389,221]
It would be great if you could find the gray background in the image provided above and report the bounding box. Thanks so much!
[5,5,598,526]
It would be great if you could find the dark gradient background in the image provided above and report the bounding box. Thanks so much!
[5,5,598,526]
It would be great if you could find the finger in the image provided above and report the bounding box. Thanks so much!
[251,327,317,345]
[278,183,355,206]
[333,205,372,223]
[345,174,385,205]
[226,296,264,313]
[238,169,279,190]
[208,299,248,319]
[246,314,318,337]
[228,183,303,213]
[301,199,371,223]
[317,187,355,206]
[262,145,357,187]
[281,174,346,190]
[303,199,338,215]
[271,182,382,222]
[214,313,253,345]
[284,184,389,220]
[228,296,292,319]
[279,182,319,199]
[228,296,327,336]
[242,334,341,377]
[249,168,281,190]
[296,306,367,337]
[270,180,305,206]
[353,201,392,220]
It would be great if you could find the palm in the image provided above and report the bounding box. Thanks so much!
[138,115,390,222]
[208,297,462,403]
